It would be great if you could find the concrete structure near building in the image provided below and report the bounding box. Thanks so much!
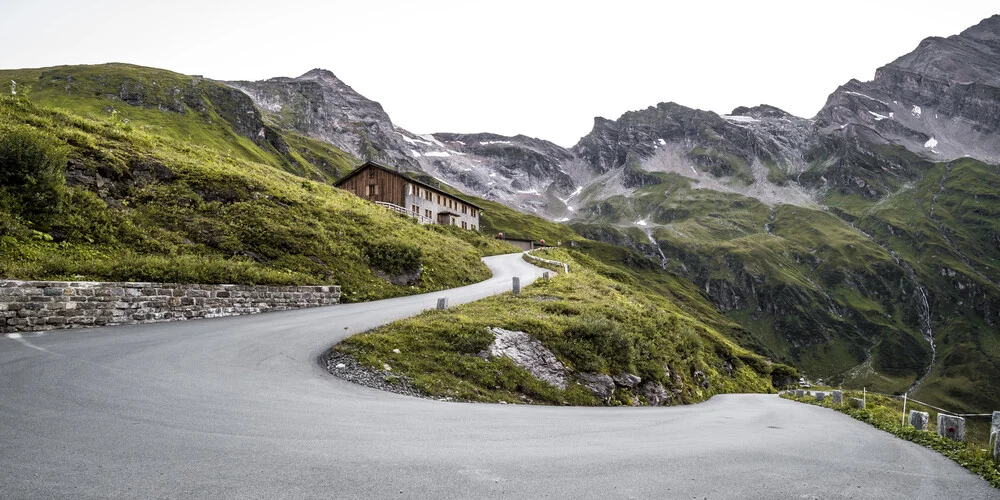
[335,161,482,231]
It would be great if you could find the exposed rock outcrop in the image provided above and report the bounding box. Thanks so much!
[482,327,568,390]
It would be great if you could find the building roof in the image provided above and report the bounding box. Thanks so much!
[334,161,485,211]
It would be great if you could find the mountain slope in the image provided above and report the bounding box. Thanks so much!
[0,87,513,302]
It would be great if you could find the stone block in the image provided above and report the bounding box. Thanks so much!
[832,390,843,405]
[512,277,520,295]
[937,414,966,442]
[849,398,866,409]
[815,392,826,402]
[42,287,64,296]
[795,390,805,398]
[991,411,999,445]
[908,410,929,430]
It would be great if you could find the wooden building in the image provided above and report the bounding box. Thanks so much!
[335,161,483,230]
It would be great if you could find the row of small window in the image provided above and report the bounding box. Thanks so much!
[411,204,477,230]
[406,184,477,217]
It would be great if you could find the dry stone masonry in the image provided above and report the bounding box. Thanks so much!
[0,280,340,334]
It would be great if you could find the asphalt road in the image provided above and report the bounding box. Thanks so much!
[1,253,997,499]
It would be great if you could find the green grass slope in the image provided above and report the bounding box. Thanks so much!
[570,173,934,396]
[0,64,357,183]
[851,158,1000,412]
[336,248,789,405]
[0,93,509,302]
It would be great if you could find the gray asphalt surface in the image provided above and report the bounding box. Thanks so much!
[1,253,997,499]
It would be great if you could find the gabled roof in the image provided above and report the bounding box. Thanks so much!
[334,161,484,211]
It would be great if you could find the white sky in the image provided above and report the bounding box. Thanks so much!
[1,1,996,146]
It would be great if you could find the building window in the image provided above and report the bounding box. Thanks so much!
[437,194,441,204]
[425,209,432,218]
[471,225,477,231]
[368,184,376,196]
[425,190,432,201]
[406,184,413,195]
[462,221,467,229]
[461,205,468,214]
[471,209,477,217]
[412,204,419,214]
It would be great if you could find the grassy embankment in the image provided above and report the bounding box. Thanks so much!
[336,248,794,405]
[0,89,513,301]
[782,390,999,488]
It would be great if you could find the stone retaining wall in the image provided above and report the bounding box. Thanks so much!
[0,280,340,334]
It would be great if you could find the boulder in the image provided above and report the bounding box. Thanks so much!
[483,327,567,389]
[638,381,670,406]
[612,372,641,388]
[577,373,615,399]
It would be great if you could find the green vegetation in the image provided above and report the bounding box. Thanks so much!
[337,248,785,405]
[0,87,509,301]
[851,157,1000,413]
[782,391,1000,488]
[570,173,933,395]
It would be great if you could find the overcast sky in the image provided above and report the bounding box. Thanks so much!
[1,1,996,146]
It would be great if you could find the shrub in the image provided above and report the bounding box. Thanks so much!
[365,241,422,275]
[0,123,67,218]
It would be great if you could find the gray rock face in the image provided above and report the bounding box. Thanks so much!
[576,373,615,399]
[612,372,642,388]
[483,327,567,390]
[816,15,1000,164]
[908,410,930,431]
[937,414,966,442]
[638,381,670,406]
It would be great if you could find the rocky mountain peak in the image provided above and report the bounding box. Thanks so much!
[730,104,795,120]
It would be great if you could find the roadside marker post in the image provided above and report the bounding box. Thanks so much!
[436,298,448,310]
[902,393,908,426]
[512,277,521,295]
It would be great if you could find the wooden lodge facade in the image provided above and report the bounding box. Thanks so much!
[335,161,483,231]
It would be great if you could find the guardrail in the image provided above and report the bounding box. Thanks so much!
[374,201,434,225]
[783,387,999,456]
[523,249,570,274]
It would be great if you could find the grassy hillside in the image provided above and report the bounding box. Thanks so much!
[336,248,790,405]
[570,173,933,395]
[0,91,512,301]
[0,64,357,183]
[850,158,1000,413]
